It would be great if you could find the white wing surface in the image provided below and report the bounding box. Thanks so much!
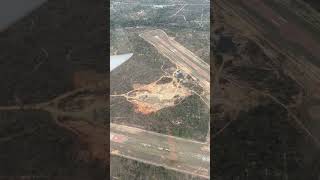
[110,53,133,71]
[0,0,47,31]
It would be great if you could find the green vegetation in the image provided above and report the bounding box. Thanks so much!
[111,155,207,180]
[152,95,209,141]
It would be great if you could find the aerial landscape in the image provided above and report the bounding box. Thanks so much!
[212,0,320,179]
[1,0,320,179]
[110,0,210,179]
[0,0,106,179]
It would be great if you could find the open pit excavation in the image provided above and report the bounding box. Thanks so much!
[112,75,192,115]
[110,123,210,179]
[139,29,210,106]
[110,63,208,114]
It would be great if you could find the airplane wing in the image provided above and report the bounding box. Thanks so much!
[0,0,47,31]
[110,53,133,72]
[0,0,132,72]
